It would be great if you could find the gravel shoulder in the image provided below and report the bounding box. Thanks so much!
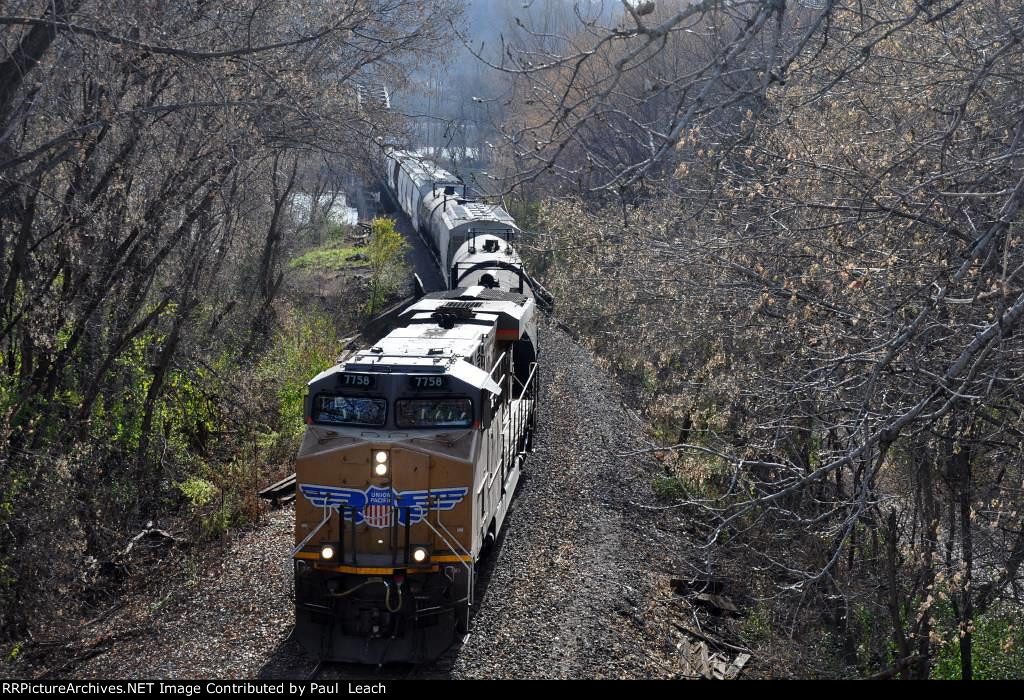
[22,318,705,680]
[447,319,691,679]
[68,508,296,680]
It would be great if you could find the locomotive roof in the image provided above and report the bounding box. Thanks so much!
[308,313,501,396]
[351,320,495,369]
[454,236,522,265]
[305,286,533,402]
[422,287,531,305]
[401,287,534,331]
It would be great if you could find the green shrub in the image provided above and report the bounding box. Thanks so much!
[740,601,772,643]
[931,599,1024,679]
[652,474,691,501]
[257,309,340,445]
[289,245,366,271]
[366,217,410,315]
[177,476,218,508]
[324,223,355,243]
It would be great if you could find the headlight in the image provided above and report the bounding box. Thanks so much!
[411,546,429,563]
[374,451,388,476]
[320,544,335,560]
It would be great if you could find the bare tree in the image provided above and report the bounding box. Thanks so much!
[505,0,1024,678]
[0,0,458,639]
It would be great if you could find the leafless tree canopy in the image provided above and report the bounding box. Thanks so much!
[0,0,456,637]
[492,0,1024,678]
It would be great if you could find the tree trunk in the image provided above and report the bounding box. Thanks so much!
[957,440,974,681]
[885,509,911,678]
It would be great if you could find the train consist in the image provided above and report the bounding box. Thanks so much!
[290,149,546,663]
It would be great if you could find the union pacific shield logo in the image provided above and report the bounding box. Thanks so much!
[299,483,469,529]
[363,486,395,528]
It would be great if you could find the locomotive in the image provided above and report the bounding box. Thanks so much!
[290,149,545,663]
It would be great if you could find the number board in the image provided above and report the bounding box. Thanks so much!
[408,375,447,390]
[336,373,376,389]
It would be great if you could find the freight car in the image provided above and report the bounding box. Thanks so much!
[383,149,551,307]
[290,151,546,663]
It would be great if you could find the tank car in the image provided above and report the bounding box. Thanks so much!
[382,150,551,308]
[291,287,539,663]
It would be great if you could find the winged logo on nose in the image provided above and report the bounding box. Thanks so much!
[299,483,468,528]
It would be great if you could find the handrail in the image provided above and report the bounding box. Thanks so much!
[450,260,528,295]
[520,362,539,398]
[290,505,333,558]
[488,351,507,383]
[349,352,451,361]
[420,511,474,608]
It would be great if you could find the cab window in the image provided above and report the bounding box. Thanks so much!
[396,398,473,428]
[314,394,386,427]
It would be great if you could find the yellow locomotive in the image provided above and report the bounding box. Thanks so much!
[291,286,538,663]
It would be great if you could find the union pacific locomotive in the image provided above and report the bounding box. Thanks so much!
[291,149,546,663]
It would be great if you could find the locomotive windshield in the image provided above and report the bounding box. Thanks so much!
[396,398,473,428]
[314,394,386,426]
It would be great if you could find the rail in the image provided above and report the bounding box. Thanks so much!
[259,473,296,506]
[488,350,508,384]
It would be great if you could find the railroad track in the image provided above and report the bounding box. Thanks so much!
[258,473,296,507]
[258,635,463,682]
